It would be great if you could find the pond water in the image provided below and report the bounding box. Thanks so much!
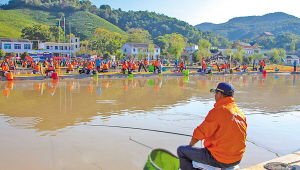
[0,74,299,170]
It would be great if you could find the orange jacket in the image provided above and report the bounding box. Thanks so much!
[122,63,128,69]
[102,64,109,70]
[68,64,74,71]
[192,97,247,164]
[2,65,9,72]
[34,64,40,71]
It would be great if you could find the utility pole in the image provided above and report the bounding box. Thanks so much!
[69,21,72,58]
[64,17,66,43]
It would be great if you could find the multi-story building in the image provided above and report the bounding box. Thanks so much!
[121,43,160,60]
[0,38,33,56]
[38,37,80,57]
[0,37,80,57]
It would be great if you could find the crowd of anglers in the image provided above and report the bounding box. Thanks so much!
[0,55,293,81]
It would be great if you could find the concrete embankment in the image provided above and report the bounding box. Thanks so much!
[244,151,300,169]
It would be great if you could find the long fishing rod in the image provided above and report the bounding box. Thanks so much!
[85,123,280,157]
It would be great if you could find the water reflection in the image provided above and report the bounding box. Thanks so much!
[0,75,299,133]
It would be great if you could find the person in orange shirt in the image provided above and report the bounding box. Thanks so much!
[33,62,41,74]
[177,82,247,169]
[1,62,9,72]
[201,59,207,73]
[121,61,128,74]
[153,59,161,73]
[99,62,109,73]
[66,63,74,73]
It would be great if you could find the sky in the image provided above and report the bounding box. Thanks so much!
[1,0,299,25]
[91,0,300,25]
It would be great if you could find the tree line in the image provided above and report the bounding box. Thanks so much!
[1,0,230,47]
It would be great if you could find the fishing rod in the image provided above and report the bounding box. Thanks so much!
[85,123,280,157]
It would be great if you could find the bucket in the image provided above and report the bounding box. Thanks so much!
[148,65,154,72]
[144,149,179,170]
[6,72,14,81]
[262,70,267,75]
[52,72,58,79]
[182,70,189,76]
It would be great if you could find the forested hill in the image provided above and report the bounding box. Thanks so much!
[0,0,229,46]
[195,12,300,40]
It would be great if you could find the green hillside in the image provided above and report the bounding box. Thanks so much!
[195,12,300,40]
[67,11,125,40]
[0,9,125,40]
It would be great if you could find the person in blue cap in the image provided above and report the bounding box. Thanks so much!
[177,82,247,170]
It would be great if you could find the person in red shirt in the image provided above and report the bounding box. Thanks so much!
[177,82,247,169]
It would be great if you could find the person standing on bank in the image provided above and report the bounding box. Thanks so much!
[177,82,247,170]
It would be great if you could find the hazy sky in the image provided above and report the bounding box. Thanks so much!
[91,0,300,25]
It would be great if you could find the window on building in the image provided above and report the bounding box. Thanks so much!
[133,48,136,52]
[60,46,63,50]
[124,48,127,52]
[76,39,78,42]
[75,45,78,48]
[55,46,58,50]
[156,49,159,53]
[65,46,68,50]
[4,44,11,49]
[14,44,21,49]
[46,46,50,49]
[24,44,31,49]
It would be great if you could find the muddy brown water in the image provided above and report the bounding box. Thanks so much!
[0,74,299,170]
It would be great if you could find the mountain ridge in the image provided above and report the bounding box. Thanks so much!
[195,12,300,40]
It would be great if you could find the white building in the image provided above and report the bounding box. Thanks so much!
[38,37,80,57]
[121,43,160,60]
[185,45,198,54]
[285,55,299,65]
[0,38,33,56]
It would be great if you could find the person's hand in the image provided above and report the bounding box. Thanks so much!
[189,137,199,146]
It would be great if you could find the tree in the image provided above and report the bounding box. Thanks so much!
[49,26,64,42]
[164,33,186,59]
[198,39,212,49]
[269,48,286,64]
[0,49,5,59]
[233,46,245,64]
[126,28,152,43]
[89,28,126,56]
[154,36,169,57]
[196,39,212,61]
[21,24,52,41]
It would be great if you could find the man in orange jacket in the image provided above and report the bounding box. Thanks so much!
[177,82,247,169]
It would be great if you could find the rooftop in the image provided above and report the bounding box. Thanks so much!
[126,43,160,49]
[0,38,31,43]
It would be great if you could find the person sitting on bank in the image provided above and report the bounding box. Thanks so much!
[121,61,128,74]
[99,62,109,73]
[1,62,10,75]
[45,63,55,76]
[66,62,74,73]
[177,82,247,170]
[179,61,186,72]
[242,64,248,72]
[32,62,41,74]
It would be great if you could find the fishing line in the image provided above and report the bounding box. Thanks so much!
[129,137,153,149]
[85,123,280,157]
